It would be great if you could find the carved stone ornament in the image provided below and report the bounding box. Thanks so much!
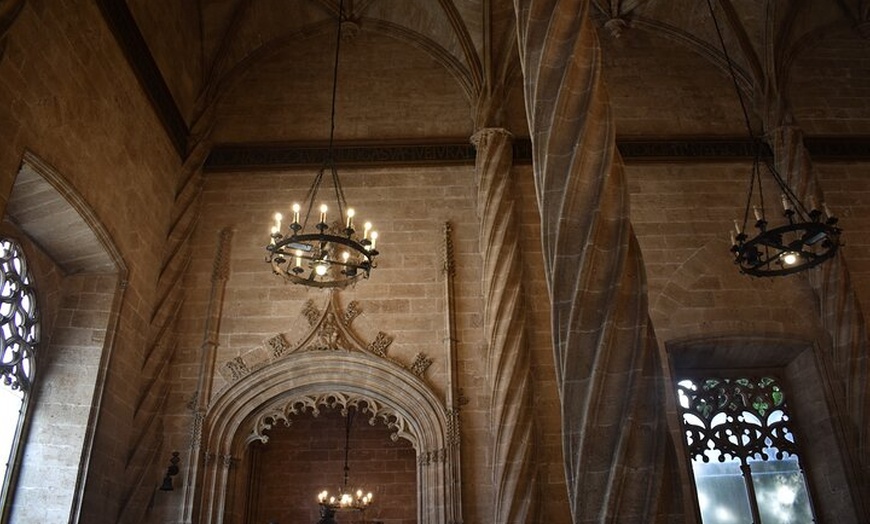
[215,291,433,385]
[247,391,417,448]
[410,353,433,377]
[223,356,248,381]
[265,333,289,358]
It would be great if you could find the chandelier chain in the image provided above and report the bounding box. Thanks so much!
[705,0,755,139]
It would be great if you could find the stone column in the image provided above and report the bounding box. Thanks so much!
[513,2,681,520]
[472,127,539,523]
[770,125,870,488]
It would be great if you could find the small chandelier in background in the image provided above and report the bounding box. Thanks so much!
[266,0,379,288]
[316,409,374,524]
[703,0,841,276]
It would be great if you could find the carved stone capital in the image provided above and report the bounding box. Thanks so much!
[471,127,513,150]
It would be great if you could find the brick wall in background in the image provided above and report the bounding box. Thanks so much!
[250,407,416,524]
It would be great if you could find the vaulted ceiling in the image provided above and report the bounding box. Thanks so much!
[112,0,869,160]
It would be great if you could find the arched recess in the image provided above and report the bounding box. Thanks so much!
[666,334,868,522]
[197,347,458,524]
[2,151,126,523]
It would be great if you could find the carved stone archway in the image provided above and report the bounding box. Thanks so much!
[194,295,460,524]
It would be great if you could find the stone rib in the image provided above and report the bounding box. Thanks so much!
[473,128,540,523]
[514,2,679,520]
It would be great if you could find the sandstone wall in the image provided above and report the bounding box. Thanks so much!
[168,161,568,523]
[0,0,181,521]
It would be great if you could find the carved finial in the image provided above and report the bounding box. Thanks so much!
[410,353,433,377]
[442,222,455,276]
[310,312,349,351]
[302,299,320,326]
[604,17,628,38]
[224,356,249,381]
[343,300,361,325]
[265,334,289,358]
[367,331,393,357]
[446,408,461,447]
[212,228,234,282]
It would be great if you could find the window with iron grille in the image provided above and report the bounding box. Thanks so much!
[676,375,815,523]
[0,238,39,505]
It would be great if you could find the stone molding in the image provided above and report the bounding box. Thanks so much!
[202,136,870,172]
[216,291,433,387]
[195,340,459,523]
[247,391,416,447]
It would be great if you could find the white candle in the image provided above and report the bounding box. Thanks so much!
[346,208,355,228]
[370,231,378,250]
[363,221,372,240]
[292,203,300,224]
[319,204,328,224]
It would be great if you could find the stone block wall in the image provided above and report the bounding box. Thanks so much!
[169,160,568,523]
[817,161,870,316]
[249,407,417,524]
[0,0,182,521]
[789,32,870,136]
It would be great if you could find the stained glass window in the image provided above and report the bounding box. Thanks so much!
[676,376,815,523]
[0,238,39,491]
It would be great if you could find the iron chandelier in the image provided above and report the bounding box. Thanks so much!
[705,0,842,276]
[266,0,379,288]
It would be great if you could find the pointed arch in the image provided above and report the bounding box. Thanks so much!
[194,294,460,524]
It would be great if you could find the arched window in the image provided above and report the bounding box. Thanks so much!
[676,375,815,524]
[0,238,39,503]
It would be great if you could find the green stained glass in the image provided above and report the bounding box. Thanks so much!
[676,375,815,524]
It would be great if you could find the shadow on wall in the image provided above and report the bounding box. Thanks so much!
[1,151,125,523]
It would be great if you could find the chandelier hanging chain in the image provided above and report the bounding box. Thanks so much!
[342,409,353,489]
[326,0,348,223]
[316,407,374,517]
[705,0,755,139]
[706,0,767,230]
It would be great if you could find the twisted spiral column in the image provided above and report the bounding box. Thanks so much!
[513,2,680,520]
[771,126,870,484]
[472,127,539,523]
